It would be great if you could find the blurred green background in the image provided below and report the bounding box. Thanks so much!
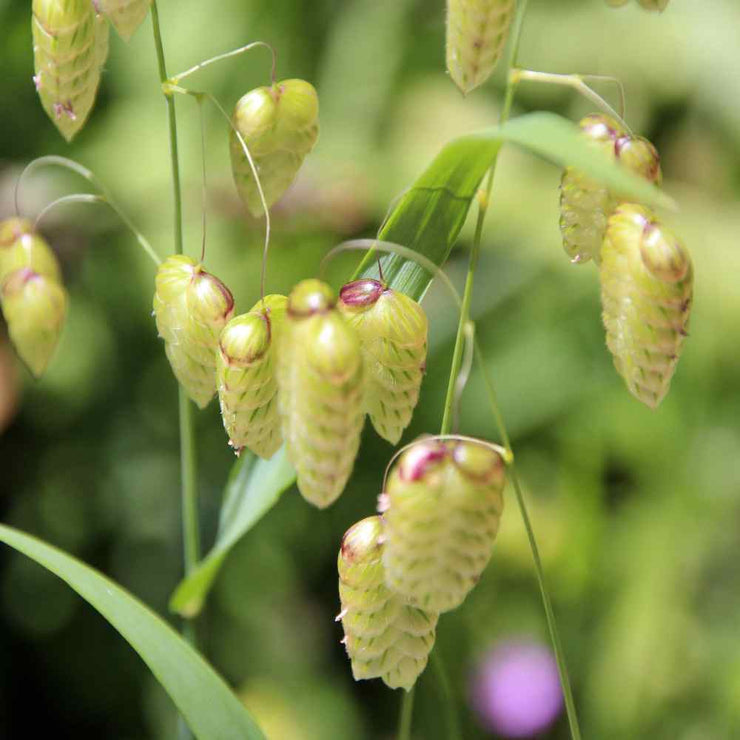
[1,0,739,737]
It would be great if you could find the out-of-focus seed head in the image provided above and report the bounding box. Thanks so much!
[287,278,335,317]
[0,218,61,284]
[616,136,662,186]
[606,0,670,10]
[338,516,438,691]
[382,437,506,613]
[230,79,319,217]
[600,204,693,408]
[1,268,67,377]
[97,0,151,41]
[217,294,288,459]
[446,0,517,95]
[339,281,428,444]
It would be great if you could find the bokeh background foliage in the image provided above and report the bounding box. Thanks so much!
[0,0,739,738]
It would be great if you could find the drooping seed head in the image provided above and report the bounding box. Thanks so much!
[338,515,438,691]
[446,0,517,95]
[560,114,663,265]
[277,279,365,508]
[600,204,693,408]
[153,255,234,408]
[1,268,67,377]
[32,0,107,141]
[0,218,61,284]
[339,280,428,444]
[230,79,319,217]
[217,294,288,458]
[382,437,507,613]
[97,0,151,41]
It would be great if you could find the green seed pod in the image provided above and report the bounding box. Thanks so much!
[97,0,151,41]
[217,294,288,459]
[32,0,108,142]
[276,279,364,509]
[559,114,662,265]
[338,516,438,691]
[338,279,427,445]
[381,437,506,613]
[230,79,319,218]
[600,204,692,408]
[153,255,235,409]
[0,218,61,284]
[446,0,516,95]
[1,268,67,378]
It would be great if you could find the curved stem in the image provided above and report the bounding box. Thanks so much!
[197,97,208,263]
[171,41,277,86]
[151,0,201,673]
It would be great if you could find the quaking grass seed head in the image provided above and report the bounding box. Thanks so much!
[1,268,67,378]
[381,437,506,613]
[338,515,438,691]
[217,294,288,459]
[97,0,152,41]
[277,279,365,508]
[339,279,428,444]
[600,204,693,408]
[230,79,319,217]
[0,218,61,284]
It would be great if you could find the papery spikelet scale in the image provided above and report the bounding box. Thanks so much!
[339,279,427,445]
[153,255,234,409]
[446,0,516,95]
[230,79,319,217]
[600,204,692,408]
[217,294,287,458]
[338,516,438,691]
[382,438,506,613]
[32,0,108,141]
[97,0,151,41]
[276,279,364,508]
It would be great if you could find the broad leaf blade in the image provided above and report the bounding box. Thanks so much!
[175,111,673,615]
[170,447,295,617]
[0,523,265,740]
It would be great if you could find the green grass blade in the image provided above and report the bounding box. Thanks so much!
[170,447,295,617]
[174,111,673,615]
[0,523,265,740]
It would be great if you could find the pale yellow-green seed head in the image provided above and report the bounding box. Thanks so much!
[287,278,335,317]
[338,279,428,444]
[230,79,319,217]
[33,0,104,141]
[600,204,693,408]
[0,218,61,284]
[97,0,151,41]
[338,516,438,691]
[381,437,506,613]
[1,268,67,378]
[616,136,662,187]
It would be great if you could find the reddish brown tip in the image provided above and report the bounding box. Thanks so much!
[339,279,385,308]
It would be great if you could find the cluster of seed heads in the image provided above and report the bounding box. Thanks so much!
[32,1,151,142]
[0,218,67,377]
[338,437,507,690]
[559,113,693,408]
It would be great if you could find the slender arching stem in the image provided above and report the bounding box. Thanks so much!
[170,41,277,86]
[196,96,208,263]
[150,2,201,702]
[33,193,161,267]
[397,685,415,740]
[165,84,272,299]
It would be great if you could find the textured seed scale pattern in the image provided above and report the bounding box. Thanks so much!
[277,279,364,509]
[559,113,662,265]
[97,0,152,41]
[153,255,235,409]
[338,516,438,691]
[600,204,693,409]
[230,79,319,218]
[446,0,516,95]
[381,438,506,613]
[339,280,427,445]
[217,294,288,459]
[32,0,109,141]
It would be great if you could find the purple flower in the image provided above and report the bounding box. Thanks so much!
[470,640,563,738]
